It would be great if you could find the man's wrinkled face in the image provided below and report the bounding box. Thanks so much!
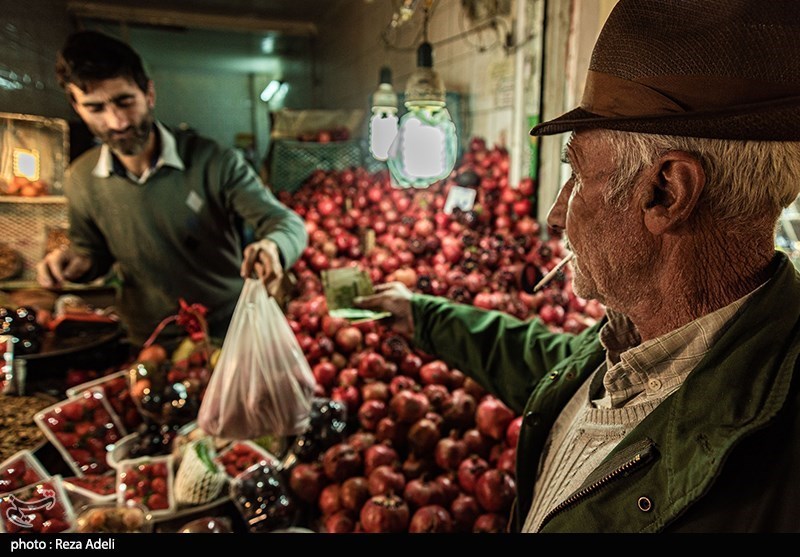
[68,76,154,156]
[546,130,655,307]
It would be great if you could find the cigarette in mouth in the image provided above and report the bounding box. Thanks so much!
[533,252,574,293]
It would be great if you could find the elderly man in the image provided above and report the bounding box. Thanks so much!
[356,0,800,532]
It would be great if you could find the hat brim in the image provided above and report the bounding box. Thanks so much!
[530,96,800,141]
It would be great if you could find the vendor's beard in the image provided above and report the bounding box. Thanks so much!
[102,113,154,156]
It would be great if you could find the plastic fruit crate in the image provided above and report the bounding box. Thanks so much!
[115,455,175,518]
[34,387,127,477]
[0,475,75,533]
[0,449,49,494]
[66,370,143,432]
[215,440,278,478]
[63,473,117,504]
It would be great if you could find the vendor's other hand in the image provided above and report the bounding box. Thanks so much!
[354,282,414,337]
[241,238,284,295]
[36,248,92,288]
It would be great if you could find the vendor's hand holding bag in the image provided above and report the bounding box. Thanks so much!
[198,279,317,439]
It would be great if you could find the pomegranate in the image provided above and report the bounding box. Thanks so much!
[367,465,406,497]
[451,493,481,532]
[434,473,460,506]
[358,399,388,431]
[288,462,325,504]
[389,375,417,395]
[473,513,507,533]
[324,510,355,533]
[318,483,342,516]
[340,476,371,512]
[475,396,516,441]
[407,418,441,457]
[363,443,400,476]
[442,389,477,431]
[422,384,451,413]
[399,353,423,378]
[334,326,363,354]
[462,377,487,400]
[360,495,410,533]
[361,381,390,402]
[389,390,430,424]
[409,505,453,533]
[347,431,376,454]
[434,434,469,472]
[462,428,493,459]
[403,477,444,509]
[312,361,338,389]
[474,469,516,513]
[375,417,409,450]
[419,360,450,386]
[322,443,362,482]
[505,416,523,448]
[496,447,516,476]
[457,455,490,494]
[401,454,436,480]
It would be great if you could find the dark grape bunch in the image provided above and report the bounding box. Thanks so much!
[230,462,298,532]
[287,397,348,463]
[0,306,43,355]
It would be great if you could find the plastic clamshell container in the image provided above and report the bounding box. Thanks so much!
[215,440,279,478]
[62,473,117,504]
[115,455,175,518]
[105,432,139,471]
[34,387,127,477]
[0,449,50,494]
[0,475,76,534]
[66,369,142,432]
[75,501,153,534]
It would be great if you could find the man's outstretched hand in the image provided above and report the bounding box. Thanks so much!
[354,281,414,337]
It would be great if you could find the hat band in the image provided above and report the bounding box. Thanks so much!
[582,70,800,120]
[581,71,685,118]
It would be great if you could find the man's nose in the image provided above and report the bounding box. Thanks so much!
[105,106,129,130]
[546,182,571,237]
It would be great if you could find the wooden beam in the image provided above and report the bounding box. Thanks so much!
[67,1,318,36]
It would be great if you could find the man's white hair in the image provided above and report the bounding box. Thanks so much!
[598,130,800,226]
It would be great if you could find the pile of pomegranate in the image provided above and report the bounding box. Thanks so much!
[274,137,605,533]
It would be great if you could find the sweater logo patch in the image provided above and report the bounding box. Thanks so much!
[186,191,204,213]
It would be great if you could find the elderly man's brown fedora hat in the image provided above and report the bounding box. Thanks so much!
[531,0,800,140]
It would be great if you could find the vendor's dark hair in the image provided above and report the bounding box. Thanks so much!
[56,30,149,94]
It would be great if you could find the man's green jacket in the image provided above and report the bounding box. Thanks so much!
[411,253,800,532]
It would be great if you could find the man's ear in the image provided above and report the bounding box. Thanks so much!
[642,151,705,235]
[146,80,156,109]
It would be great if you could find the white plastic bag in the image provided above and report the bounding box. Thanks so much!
[197,279,316,439]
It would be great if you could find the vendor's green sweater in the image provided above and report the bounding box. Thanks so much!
[65,128,307,345]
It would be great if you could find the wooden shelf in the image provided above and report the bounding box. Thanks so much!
[0,195,66,204]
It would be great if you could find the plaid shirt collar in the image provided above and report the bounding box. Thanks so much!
[594,288,760,408]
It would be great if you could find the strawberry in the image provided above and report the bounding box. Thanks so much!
[41,518,69,533]
[92,408,111,427]
[21,468,40,486]
[29,513,44,531]
[151,477,167,495]
[55,432,79,448]
[147,493,168,510]
[74,422,98,437]
[60,403,84,422]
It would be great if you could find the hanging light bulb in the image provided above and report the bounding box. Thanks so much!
[387,41,457,188]
[369,67,399,161]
